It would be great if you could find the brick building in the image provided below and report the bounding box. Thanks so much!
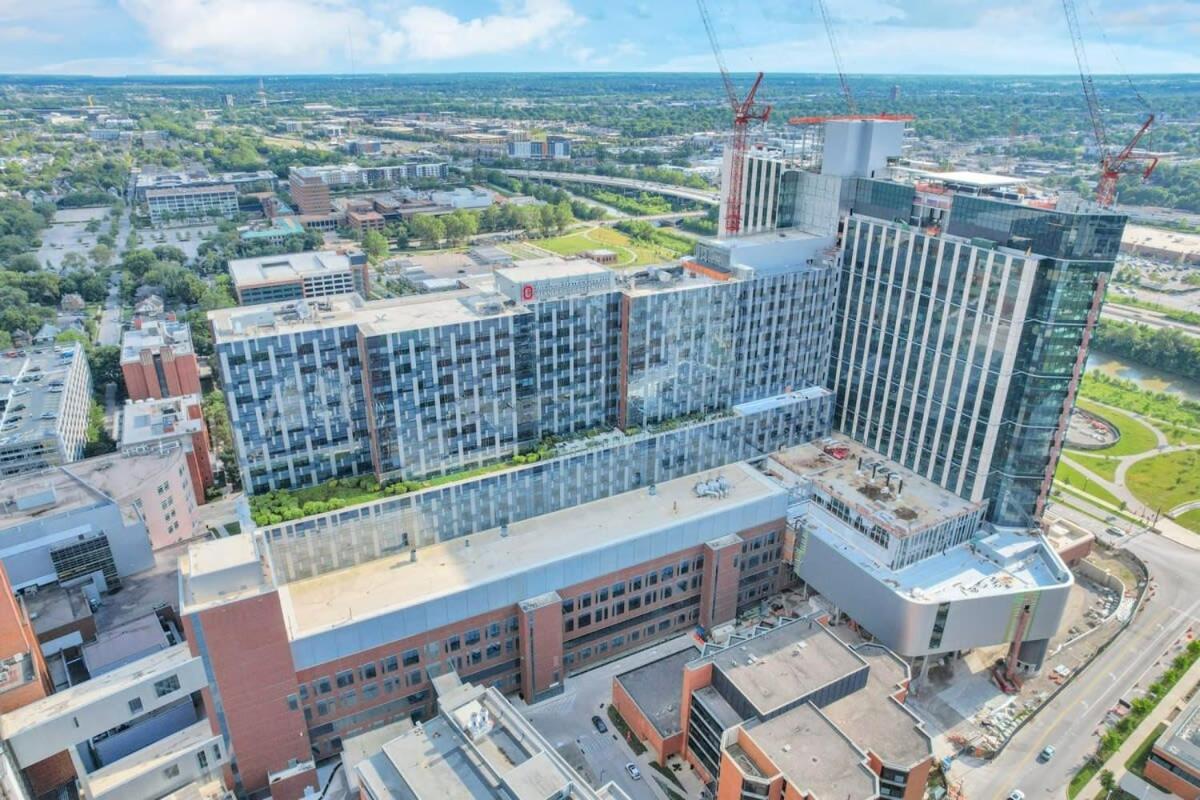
[120,320,201,401]
[612,617,933,800]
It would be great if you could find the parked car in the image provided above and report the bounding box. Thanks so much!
[1038,745,1055,762]
[625,763,642,780]
[1009,790,1025,800]
[591,715,608,734]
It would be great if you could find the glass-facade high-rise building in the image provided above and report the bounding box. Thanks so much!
[830,177,1125,527]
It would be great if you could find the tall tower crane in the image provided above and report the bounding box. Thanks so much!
[815,0,857,114]
[696,0,771,238]
[1061,0,1157,207]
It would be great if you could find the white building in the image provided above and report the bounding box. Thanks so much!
[768,437,1073,673]
[0,344,92,480]
[145,185,238,226]
[228,250,370,306]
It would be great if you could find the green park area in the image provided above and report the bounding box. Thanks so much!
[532,225,692,268]
[1054,374,1200,535]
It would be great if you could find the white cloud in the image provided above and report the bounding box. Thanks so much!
[378,0,580,61]
[118,0,581,69]
[35,56,206,75]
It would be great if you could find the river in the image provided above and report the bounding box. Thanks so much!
[1086,349,1200,403]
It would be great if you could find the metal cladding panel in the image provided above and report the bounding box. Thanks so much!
[798,529,1074,657]
[290,489,786,669]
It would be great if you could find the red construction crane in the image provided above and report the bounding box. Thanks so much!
[1061,0,1157,207]
[696,0,771,237]
[815,0,858,114]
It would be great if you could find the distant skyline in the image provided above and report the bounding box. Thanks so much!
[2,0,1199,77]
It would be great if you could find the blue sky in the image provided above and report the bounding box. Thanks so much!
[2,0,1199,76]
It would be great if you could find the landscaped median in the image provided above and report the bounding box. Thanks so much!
[1067,639,1200,798]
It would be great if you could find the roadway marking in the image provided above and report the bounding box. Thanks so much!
[979,595,1200,800]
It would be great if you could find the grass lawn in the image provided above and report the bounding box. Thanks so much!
[533,226,678,268]
[498,241,548,260]
[1172,508,1200,535]
[1164,425,1200,446]
[1125,722,1167,778]
[1126,450,1200,519]
[1066,452,1121,482]
[1055,460,1124,508]
[1071,398,1159,457]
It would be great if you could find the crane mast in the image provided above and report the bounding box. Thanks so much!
[1061,0,1157,207]
[815,0,858,114]
[696,0,771,237]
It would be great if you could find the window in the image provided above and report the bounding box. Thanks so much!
[561,598,575,613]
[197,750,209,769]
[287,694,299,711]
[316,677,332,695]
[465,629,481,645]
[579,593,592,609]
[154,675,181,697]
[578,612,591,628]
[382,656,399,673]
[298,684,310,701]
[612,581,625,597]
[363,683,379,700]
[408,669,423,686]
[336,670,355,688]
[360,663,377,681]
[631,576,643,591]
[487,622,501,638]
[598,587,609,602]
[403,649,420,667]
[341,690,357,708]
[445,636,461,652]
[128,697,144,714]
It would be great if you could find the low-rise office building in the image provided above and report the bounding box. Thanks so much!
[1146,688,1200,800]
[0,344,92,479]
[145,184,238,226]
[613,616,932,799]
[120,319,201,401]
[119,395,213,509]
[229,250,370,306]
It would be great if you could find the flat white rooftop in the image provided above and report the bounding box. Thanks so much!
[120,319,193,363]
[810,510,1069,603]
[120,395,203,447]
[278,461,783,638]
[228,250,354,288]
[493,256,611,283]
[209,288,522,342]
[916,169,1026,188]
[0,644,193,735]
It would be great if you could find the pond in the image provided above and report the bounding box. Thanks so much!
[1086,350,1200,403]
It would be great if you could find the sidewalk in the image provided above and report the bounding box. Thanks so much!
[1077,653,1200,798]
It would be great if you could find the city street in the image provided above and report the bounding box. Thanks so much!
[518,636,699,800]
[97,283,122,346]
[955,526,1200,800]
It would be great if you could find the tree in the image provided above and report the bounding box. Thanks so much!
[89,243,114,269]
[88,345,123,399]
[61,251,88,271]
[1099,770,1116,796]
[5,253,41,273]
[408,215,445,246]
[442,210,478,244]
[152,245,187,265]
[362,230,389,262]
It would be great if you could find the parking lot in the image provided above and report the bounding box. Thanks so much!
[516,636,702,800]
[143,223,218,260]
[38,206,111,270]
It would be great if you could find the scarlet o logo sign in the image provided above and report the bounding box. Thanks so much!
[521,284,535,301]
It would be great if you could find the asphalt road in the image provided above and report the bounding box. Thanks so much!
[956,526,1200,800]
[520,637,699,800]
[98,285,121,346]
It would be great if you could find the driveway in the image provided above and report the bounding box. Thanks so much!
[517,635,699,800]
